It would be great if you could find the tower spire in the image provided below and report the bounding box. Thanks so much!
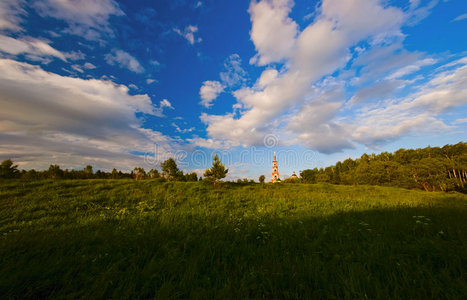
[272,151,279,182]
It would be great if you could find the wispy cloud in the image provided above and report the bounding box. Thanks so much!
[0,35,67,62]
[171,122,195,133]
[154,99,174,117]
[220,54,248,88]
[105,49,144,73]
[32,0,124,41]
[452,13,467,22]
[0,0,26,32]
[173,25,201,45]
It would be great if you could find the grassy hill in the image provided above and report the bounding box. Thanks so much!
[1,180,466,299]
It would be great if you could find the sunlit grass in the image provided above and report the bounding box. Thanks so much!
[1,180,466,299]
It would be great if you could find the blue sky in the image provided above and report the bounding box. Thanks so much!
[0,0,466,180]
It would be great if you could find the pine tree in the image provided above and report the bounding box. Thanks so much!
[204,154,228,186]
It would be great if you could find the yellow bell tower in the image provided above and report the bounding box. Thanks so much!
[272,152,280,183]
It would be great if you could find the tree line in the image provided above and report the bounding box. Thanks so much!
[1,143,465,192]
[0,154,229,185]
[0,158,198,182]
[299,142,466,192]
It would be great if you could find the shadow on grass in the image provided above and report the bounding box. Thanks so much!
[1,205,466,300]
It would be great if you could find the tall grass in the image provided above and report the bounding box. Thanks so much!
[1,180,466,299]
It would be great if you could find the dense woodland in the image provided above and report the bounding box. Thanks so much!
[1,142,466,192]
[297,142,466,192]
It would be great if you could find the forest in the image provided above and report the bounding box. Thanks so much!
[297,142,466,192]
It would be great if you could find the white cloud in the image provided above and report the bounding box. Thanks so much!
[0,58,178,170]
[199,81,225,108]
[409,62,467,113]
[171,123,195,133]
[146,78,157,84]
[71,64,84,73]
[187,137,232,150]
[154,99,174,117]
[105,49,144,73]
[453,118,467,124]
[386,58,437,80]
[452,13,467,22]
[174,25,201,45]
[405,0,439,26]
[347,80,405,106]
[248,0,298,65]
[0,0,26,32]
[84,62,96,69]
[201,0,405,150]
[33,0,124,41]
[257,68,279,88]
[350,58,467,148]
[220,54,248,88]
[0,35,67,61]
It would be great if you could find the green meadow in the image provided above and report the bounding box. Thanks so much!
[1,180,466,299]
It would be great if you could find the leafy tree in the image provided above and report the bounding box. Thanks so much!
[147,169,160,179]
[204,154,228,185]
[48,165,64,179]
[0,159,19,179]
[259,175,265,183]
[84,165,93,178]
[300,169,317,184]
[111,168,119,179]
[185,172,198,182]
[95,170,106,179]
[21,169,39,180]
[161,158,181,181]
[133,167,146,180]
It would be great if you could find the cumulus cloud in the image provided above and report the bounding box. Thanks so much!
[201,0,405,150]
[33,0,124,40]
[0,59,177,170]
[199,81,225,108]
[248,0,298,65]
[196,0,465,154]
[105,49,144,73]
[173,25,201,45]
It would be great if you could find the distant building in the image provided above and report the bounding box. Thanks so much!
[290,171,298,179]
[272,152,280,182]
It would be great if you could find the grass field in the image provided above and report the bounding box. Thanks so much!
[1,180,466,299]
